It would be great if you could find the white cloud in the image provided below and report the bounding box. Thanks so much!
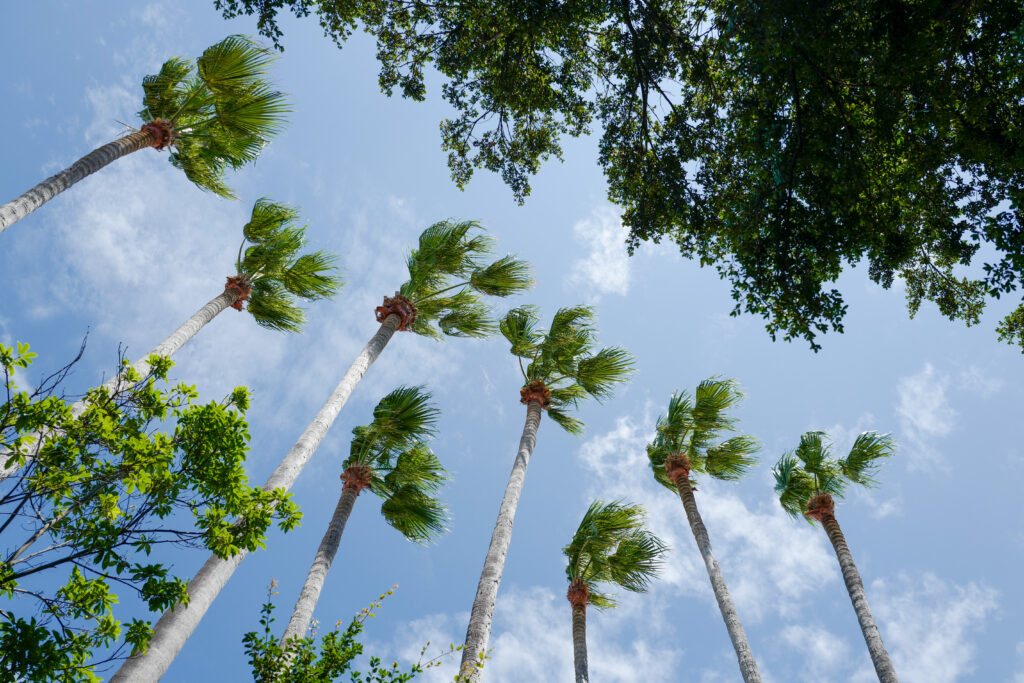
[895,364,956,470]
[575,412,838,623]
[871,573,998,683]
[566,205,631,300]
[779,623,851,681]
[389,587,681,682]
[956,365,1004,397]
[1014,641,1024,683]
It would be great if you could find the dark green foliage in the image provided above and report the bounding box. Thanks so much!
[773,431,897,521]
[0,343,300,681]
[139,34,288,197]
[647,379,760,490]
[398,220,533,339]
[501,305,633,434]
[214,0,1024,350]
[236,198,343,332]
[563,500,666,609]
[345,387,448,543]
[245,583,460,682]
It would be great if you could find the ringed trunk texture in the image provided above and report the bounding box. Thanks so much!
[0,130,155,233]
[821,511,899,683]
[280,485,360,644]
[110,315,401,682]
[675,476,762,683]
[0,289,237,481]
[458,400,543,681]
[571,603,588,683]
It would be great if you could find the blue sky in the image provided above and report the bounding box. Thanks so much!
[2,2,1023,681]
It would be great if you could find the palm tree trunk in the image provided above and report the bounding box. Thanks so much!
[675,476,762,683]
[820,511,899,682]
[280,485,360,645]
[0,289,238,481]
[571,603,588,683]
[0,130,155,233]
[110,314,402,682]
[459,399,543,681]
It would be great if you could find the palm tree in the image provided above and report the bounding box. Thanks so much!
[773,430,899,683]
[0,198,339,481]
[280,385,448,646]
[459,305,633,681]
[646,380,762,683]
[0,35,287,234]
[112,220,531,681]
[562,500,666,683]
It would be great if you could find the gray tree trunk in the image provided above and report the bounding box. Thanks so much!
[458,399,543,681]
[0,130,154,233]
[821,511,899,683]
[0,289,237,481]
[110,315,401,682]
[675,476,762,683]
[280,485,360,645]
[571,603,588,683]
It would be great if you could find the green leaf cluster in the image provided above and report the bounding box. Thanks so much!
[345,387,448,543]
[139,34,289,197]
[237,198,343,332]
[398,220,532,339]
[217,0,1024,351]
[0,343,299,681]
[647,379,760,490]
[501,305,634,434]
[563,500,667,610]
[773,431,896,522]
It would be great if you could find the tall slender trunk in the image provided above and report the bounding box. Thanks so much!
[675,476,762,683]
[459,400,542,681]
[110,314,401,682]
[820,511,899,683]
[280,485,360,645]
[571,603,588,683]
[0,130,155,234]
[0,289,238,482]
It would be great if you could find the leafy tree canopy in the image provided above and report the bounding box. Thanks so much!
[0,342,300,681]
[213,0,1024,350]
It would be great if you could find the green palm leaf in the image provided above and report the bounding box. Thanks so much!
[839,432,896,486]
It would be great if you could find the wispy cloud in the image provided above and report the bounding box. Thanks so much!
[895,363,955,470]
[870,573,998,683]
[566,205,631,300]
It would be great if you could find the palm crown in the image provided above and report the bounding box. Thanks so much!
[500,305,634,434]
[563,500,667,609]
[138,34,288,197]
[647,379,760,489]
[234,198,342,333]
[393,220,533,338]
[343,386,448,543]
[773,431,896,521]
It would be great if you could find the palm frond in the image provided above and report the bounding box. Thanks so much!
[246,279,305,332]
[772,452,817,519]
[646,442,679,492]
[794,431,829,473]
[377,444,448,495]
[839,432,896,487]
[380,486,449,543]
[360,386,440,456]
[469,255,534,296]
[690,378,743,451]
[280,252,342,299]
[242,197,299,243]
[403,220,485,295]
[548,384,588,411]
[196,35,277,95]
[702,435,760,481]
[139,57,191,120]
[574,347,635,401]
[437,298,494,338]
[500,306,541,358]
[546,406,584,436]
